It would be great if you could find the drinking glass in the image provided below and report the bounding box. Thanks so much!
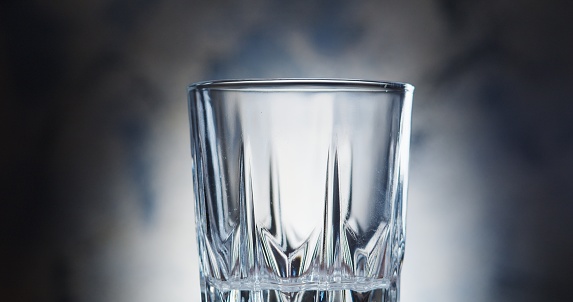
[188,79,414,302]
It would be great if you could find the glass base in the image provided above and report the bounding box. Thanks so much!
[201,278,399,302]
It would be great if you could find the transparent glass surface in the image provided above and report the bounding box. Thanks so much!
[188,79,414,302]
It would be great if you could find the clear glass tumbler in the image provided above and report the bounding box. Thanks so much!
[188,79,414,302]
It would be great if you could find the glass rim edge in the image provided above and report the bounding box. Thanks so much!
[188,78,415,92]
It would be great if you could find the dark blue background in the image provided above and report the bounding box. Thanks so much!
[1,0,572,301]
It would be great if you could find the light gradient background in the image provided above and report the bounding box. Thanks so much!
[1,0,572,301]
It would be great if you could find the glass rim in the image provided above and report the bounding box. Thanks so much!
[188,78,414,92]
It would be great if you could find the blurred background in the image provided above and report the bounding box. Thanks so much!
[1,0,572,301]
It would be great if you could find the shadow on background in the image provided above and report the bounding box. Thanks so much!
[1,0,572,301]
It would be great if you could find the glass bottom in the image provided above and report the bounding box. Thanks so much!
[201,277,399,302]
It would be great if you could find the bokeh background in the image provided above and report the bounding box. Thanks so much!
[1,0,573,301]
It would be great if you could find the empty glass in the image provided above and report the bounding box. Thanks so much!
[188,79,414,302]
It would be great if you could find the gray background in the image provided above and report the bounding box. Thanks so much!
[1,0,572,301]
